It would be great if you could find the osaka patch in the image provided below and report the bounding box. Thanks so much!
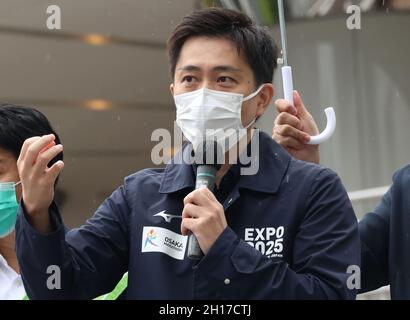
[141,226,187,260]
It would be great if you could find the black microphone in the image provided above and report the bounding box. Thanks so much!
[187,141,221,260]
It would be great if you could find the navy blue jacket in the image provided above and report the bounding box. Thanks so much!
[16,131,360,299]
[359,164,410,299]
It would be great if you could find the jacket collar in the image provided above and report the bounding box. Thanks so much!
[159,131,291,194]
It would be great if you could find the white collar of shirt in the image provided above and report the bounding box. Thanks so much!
[0,254,25,300]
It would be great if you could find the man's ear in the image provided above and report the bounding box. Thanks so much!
[256,84,274,118]
[170,83,174,96]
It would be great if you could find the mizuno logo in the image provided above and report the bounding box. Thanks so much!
[154,210,181,223]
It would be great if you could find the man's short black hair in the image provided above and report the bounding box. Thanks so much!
[0,104,63,168]
[167,7,278,87]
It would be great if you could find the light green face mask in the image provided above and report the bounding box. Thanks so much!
[0,181,20,238]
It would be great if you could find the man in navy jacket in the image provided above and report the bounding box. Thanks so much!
[15,8,360,299]
[359,165,410,299]
[273,87,410,299]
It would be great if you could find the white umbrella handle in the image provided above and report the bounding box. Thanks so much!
[282,66,336,145]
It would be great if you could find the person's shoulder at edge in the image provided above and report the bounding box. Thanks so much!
[392,163,410,186]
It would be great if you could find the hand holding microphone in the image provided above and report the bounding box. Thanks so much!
[181,141,226,260]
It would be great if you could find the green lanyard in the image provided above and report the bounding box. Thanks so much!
[94,272,128,300]
[22,272,128,300]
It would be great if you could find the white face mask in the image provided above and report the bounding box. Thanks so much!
[174,85,264,155]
